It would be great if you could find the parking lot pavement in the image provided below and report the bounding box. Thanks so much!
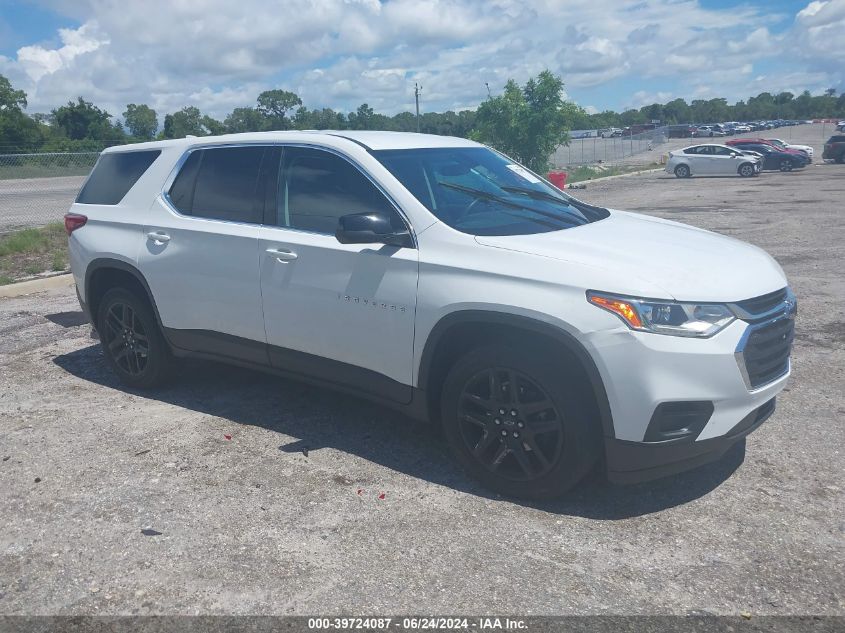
[0,176,86,233]
[1,162,844,616]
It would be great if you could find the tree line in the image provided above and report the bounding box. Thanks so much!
[2,70,845,170]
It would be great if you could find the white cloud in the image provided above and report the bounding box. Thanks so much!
[2,0,843,121]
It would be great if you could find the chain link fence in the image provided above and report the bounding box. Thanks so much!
[0,152,98,233]
[551,127,670,170]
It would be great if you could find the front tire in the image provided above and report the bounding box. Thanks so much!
[674,164,691,178]
[779,159,793,172]
[440,344,600,499]
[97,287,173,389]
[738,163,755,177]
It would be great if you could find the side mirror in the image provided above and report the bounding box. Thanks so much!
[335,212,413,248]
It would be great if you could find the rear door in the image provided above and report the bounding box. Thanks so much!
[258,146,419,403]
[139,145,275,363]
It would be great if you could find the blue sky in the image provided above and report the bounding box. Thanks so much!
[0,0,842,120]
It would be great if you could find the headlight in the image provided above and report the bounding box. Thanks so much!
[587,291,735,338]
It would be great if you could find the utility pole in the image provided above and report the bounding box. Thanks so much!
[485,82,491,98]
[414,82,422,133]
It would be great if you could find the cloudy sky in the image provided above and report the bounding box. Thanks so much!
[1,0,843,121]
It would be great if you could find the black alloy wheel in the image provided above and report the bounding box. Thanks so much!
[457,367,564,482]
[97,287,173,389]
[441,344,600,499]
[101,300,150,376]
[779,159,793,172]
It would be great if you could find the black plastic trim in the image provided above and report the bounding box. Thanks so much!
[606,397,776,484]
[643,400,714,443]
[417,310,615,439]
[164,327,413,406]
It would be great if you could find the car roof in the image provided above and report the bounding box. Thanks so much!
[102,130,482,154]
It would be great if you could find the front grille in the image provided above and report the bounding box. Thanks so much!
[741,317,794,389]
[735,288,788,317]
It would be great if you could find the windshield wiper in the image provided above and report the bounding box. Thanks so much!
[438,182,579,227]
[500,185,569,204]
[500,185,606,220]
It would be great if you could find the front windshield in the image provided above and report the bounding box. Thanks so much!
[372,147,609,236]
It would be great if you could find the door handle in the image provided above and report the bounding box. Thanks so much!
[147,231,171,244]
[266,247,298,262]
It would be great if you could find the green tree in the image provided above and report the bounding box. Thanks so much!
[0,74,27,112]
[347,103,376,130]
[52,97,122,141]
[471,70,578,172]
[257,89,302,129]
[123,104,158,139]
[163,106,204,138]
[224,107,269,133]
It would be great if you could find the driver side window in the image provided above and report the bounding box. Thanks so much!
[279,147,403,234]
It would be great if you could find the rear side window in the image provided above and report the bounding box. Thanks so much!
[76,150,161,205]
[167,146,268,224]
[830,136,845,143]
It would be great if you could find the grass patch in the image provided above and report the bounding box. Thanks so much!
[0,223,68,285]
[565,162,662,183]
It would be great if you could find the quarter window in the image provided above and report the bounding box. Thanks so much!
[77,150,161,205]
[279,148,401,234]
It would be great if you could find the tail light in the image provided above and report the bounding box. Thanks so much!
[64,213,88,235]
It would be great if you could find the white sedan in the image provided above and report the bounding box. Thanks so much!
[666,144,762,178]
[767,138,814,159]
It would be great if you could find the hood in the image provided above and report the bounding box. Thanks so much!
[474,210,787,302]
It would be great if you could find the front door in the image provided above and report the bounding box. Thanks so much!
[259,146,419,403]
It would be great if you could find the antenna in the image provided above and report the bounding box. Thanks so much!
[414,82,422,133]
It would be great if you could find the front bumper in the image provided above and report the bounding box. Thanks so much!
[606,398,775,484]
[582,305,793,484]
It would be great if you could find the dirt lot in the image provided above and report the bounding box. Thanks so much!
[1,155,843,616]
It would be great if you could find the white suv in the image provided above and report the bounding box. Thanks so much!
[65,131,796,499]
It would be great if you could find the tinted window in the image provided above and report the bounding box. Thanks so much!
[168,151,201,214]
[683,146,703,154]
[713,147,734,155]
[280,148,400,234]
[190,147,267,223]
[76,150,160,205]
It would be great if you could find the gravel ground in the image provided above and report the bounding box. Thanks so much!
[0,145,843,617]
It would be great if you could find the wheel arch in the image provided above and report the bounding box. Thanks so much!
[417,310,615,439]
[85,258,165,333]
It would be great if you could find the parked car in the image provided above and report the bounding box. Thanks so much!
[666,144,761,178]
[599,127,623,138]
[822,135,845,163]
[693,126,726,138]
[766,138,813,161]
[65,131,795,498]
[836,122,845,132]
[727,138,809,161]
[733,124,752,133]
[727,141,808,171]
[667,124,697,138]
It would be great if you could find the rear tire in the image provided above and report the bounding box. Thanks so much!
[440,344,601,499]
[674,164,691,178]
[738,163,755,177]
[779,159,793,172]
[97,287,173,389]
[836,154,844,164]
